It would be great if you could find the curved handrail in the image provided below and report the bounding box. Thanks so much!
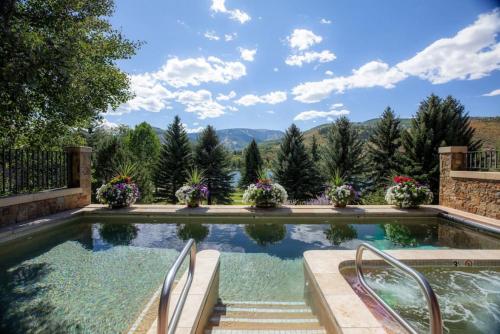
[157,239,196,334]
[355,243,443,334]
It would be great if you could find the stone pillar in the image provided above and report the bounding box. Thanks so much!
[65,146,92,206]
[438,146,467,207]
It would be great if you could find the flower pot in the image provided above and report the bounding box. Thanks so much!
[255,201,276,208]
[187,199,200,208]
[333,202,347,208]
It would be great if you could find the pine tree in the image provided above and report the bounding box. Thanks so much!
[194,126,233,204]
[322,116,365,182]
[367,107,402,184]
[239,139,263,188]
[273,124,323,203]
[156,116,192,203]
[403,94,480,200]
[311,135,320,162]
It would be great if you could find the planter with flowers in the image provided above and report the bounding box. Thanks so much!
[385,176,433,209]
[326,172,356,208]
[242,172,287,208]
[96,175,140,209]
[175,169,209,208]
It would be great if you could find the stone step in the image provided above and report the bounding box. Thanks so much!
[204,321,326,331]
[213,305,313,314]
[205,330,327,334]
[209,316,320,325]
[211,310,317,319]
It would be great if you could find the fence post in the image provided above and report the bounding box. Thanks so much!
[65,146,92,206]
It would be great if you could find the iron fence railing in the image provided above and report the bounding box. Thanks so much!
[0,148,70,197]
[464,150,499,171]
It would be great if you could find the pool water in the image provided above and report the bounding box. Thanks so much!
[0,217,498,333]
[342,266,500,334]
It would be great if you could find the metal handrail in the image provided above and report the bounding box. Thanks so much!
[355,243,443,334]
[157,239,196,334]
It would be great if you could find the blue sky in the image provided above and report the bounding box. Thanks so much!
[104,0,500,132]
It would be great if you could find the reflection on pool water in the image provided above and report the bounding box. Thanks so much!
[342,266,500,334]
[0,217,498,333]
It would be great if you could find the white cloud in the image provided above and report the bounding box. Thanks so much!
[483,88,500,96]
[285,50,336,66]
[396,9,500,84]
[216,91,237,101]
[155,56,246,88]
[111,73,173,115]
[210,0,251,24]
[294,106,350,121]
[292,61,406,103]
[239,47,257,62]
[325,70,334,76]
[288,29,323,50]
[224,33,237,41]
[204,30,220,41]
[320,18,332,24]
[173,89,226,119]
[291,9,500,103]
[98,118,119,129]
[227,105,239,112]
[273,67,279,72]
[235,91,287,106]
[182,123,204,133]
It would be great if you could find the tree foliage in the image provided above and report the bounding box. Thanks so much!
[193,126,233,204]
[239,139,263,188]
[273,124,322,203]
[311,135,320,162]
[156,116,192,203]
[366,107,402,184]
[402,94,480,199]
[0,0,138,147]
[321,116,365,183]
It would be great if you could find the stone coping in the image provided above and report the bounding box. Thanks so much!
[450,170,500,181]
[143,249,220,334]
[303,249,500,334]
[1,204,498,245]
[0,187,83,208]
[438,146,468,153]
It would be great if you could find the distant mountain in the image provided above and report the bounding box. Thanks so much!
[153,127,284,151]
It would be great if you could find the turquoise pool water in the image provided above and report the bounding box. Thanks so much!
[343,266,500,334]
[0,217,498,333]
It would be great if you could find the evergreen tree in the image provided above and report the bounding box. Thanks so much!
[239,139,263,188]
[322,116,365,182]
[194,126,233,204]
[156,116,192,203]
[367,107,402,184]
[402,94,480,200]
[273,124,322,203]
[311,135,320,162]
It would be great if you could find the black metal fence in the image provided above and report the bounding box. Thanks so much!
[465,150,499,171]
[0,148,70,197]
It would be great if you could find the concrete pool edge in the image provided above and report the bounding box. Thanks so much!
[303,249,500,334]
[1,204,498,245]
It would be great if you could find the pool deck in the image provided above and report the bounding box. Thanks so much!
[0,204,498,244]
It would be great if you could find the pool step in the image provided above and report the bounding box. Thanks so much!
[204,300,326,334]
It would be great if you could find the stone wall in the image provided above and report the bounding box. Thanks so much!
[439,146,500,219]
[0,147,91,226]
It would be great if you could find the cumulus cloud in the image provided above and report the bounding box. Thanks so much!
[325,70,334,76]
[111,73,173,115]
[320,18,332,24]
[292,61,406,103]
[239,47,257,62]
[155,56,246,88]
[216,91,237,101]
[173,89,226,119]
[210,0,251,24]
[292,9,500,103]
[285,50,336,66]
[288,29,323,50]
[98,118,119,129]
[224,33,237,41]
[483,88,500,96]
[294,105,350,121]
[182,123,204,133]
[235,91,287,106]
[204,30,220,41]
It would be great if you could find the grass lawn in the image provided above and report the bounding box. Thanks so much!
[230,189,245,205]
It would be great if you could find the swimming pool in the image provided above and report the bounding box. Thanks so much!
[0,216,498,333]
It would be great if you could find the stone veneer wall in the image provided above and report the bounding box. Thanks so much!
[0,146,92,226]
[439,146,500,219]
